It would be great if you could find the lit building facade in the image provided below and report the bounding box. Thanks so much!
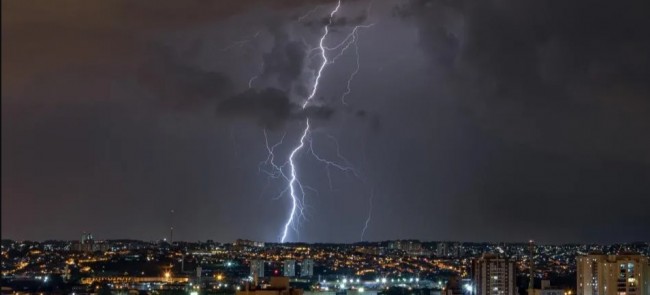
[472,254,516,295]
[283,260,296,277]
[251,260,265,279]
[300,259,314,277]
[577,254,650,295]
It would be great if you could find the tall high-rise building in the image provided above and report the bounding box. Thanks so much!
[472,254,516,295]
[437,243,448,257]
[283,260,296,277]
[250,260,265,279]
[300,259,314,277]
[577,254,650,295]
[81,233,94,245]
[75,232,96,252]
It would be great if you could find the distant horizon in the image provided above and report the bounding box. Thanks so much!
[3,237,649,246]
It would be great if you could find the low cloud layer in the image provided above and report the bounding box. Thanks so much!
[217,88,334,129]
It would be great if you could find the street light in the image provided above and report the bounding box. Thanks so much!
[164,272,171,282]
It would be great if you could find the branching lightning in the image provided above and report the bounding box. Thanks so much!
[275,0,342,243]
[256,0,375,243]
[302,0,342,109]
[281,119,311,242]
[308,137,359,190]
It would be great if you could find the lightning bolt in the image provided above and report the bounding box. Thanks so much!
[360,187,374,241]
[277,0,342,242]
[259,0,374,243]
[302,0,342,109]
[281,119,311,242]
[308,136,359,190]
[340,27,362,105]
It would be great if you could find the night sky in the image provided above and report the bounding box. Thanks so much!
[2,0,649,244]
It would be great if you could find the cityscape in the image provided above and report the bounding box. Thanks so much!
[3,0,650,295]
[2,237,649,295]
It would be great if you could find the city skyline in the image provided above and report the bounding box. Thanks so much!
[2,237,649,294]
[3,0,650,243]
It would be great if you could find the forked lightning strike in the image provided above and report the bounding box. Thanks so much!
[282,119,311,242]
[257,0,374,242]
[279,0,342,242]
[302,0,342,109]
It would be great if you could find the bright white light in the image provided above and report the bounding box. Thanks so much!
[464,284,473,292]
[381,278,387,283]
[190,292,199,295]
[303,0,342,108]
[340,284,346,289]
[359,287,365,292]
[280,119,310,243]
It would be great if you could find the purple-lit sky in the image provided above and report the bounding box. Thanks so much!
[2,0,649,243]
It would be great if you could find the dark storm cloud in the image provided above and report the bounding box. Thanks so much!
[376,0,650,243]
[330,14,369,27]
[4,0,650,244]
[1,0,346,241]
[301,10,369,29]
[262,26,309,94]
[137,44,234,110]
[303,14,369,28]
[217,88,334,129]
[1,0,340,104]
[398,0,650,162]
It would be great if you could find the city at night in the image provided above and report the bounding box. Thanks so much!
[2,1,649,295]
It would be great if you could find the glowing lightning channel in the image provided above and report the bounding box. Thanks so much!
[308,137,360,190]
[281,119,311,243]
[341,28,362,105]
[360,188,374,241]
[277,0,343,243]
[302,0,342,109]
[268,0,375,243]
[329,0,375,105]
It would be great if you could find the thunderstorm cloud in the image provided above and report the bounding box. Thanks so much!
[2,0,649,243]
